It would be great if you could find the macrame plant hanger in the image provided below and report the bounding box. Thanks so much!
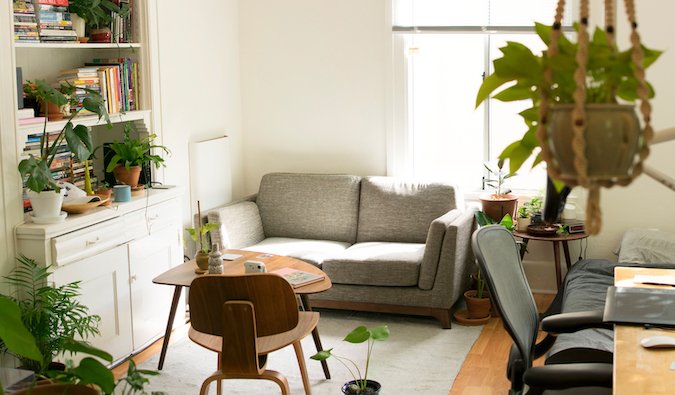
[535,0,654,235]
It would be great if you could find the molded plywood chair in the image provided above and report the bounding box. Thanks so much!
[189,274,319,395]
[471,225,612,395]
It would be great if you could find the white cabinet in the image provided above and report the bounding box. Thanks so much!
[15,188,184,364]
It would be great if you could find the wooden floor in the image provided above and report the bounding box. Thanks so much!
[113,293,556,393]
[449,293,556,395]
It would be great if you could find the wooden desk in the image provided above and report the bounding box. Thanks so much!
[512,230,589,289]
[152,249,333,378]
[613,266,675,394]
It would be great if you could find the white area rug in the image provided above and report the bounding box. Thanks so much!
[141,309,482,395]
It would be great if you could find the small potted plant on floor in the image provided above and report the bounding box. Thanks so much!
[464,270,491,320]
[311,326,389,394]
[480,160,518,223]
[18,80,110,219]
[101,122,170,188]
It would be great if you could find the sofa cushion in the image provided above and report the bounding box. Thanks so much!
[356,177,460,243]
[207,201,265,249]
[243,237,351,267]
[321,242,424,286]
[256,173,361,244]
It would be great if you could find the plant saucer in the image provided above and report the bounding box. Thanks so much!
[31,211,67,224]
[453,309,491,326]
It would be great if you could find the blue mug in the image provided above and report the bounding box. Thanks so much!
[114,185,131,202]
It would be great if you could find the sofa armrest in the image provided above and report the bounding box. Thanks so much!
[419,209,462,290]
[423,209,476,307]
[197,195,264,249]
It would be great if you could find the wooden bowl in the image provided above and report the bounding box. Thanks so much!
[526,224,561,236]
[61,198,109,214]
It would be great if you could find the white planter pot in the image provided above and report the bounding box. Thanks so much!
[71,14,86,38]
[27,189,65,218]
[517,217,531,231]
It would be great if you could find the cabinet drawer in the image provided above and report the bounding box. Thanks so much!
[124,199,182,240]
[51,218,127,267]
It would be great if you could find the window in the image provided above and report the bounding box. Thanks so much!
[391,0,577,193]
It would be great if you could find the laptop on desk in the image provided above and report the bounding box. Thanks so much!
[603,285,675,327]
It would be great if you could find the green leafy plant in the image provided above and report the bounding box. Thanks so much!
[186,223,219,254]
[68,0,130,29]
[18,79,111,193]
[484,160,515,198]
[476,23,662,176]
[102,122,171,173]
[311,326,389,394]
[96,181,110,191]
[0,255,101,374]
[475,210,515,232]
[517,197,542,219]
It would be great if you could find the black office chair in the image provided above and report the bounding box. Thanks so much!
[471,225,613,395]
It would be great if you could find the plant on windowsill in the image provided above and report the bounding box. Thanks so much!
[99,122,171,188]
[311,326,389,395]
[480,160,518,223]
[18,80,111,219]
[475,18,662,234]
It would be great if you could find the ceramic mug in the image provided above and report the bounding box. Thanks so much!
[114,185,131,202]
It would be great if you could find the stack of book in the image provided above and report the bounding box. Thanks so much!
[17,108,45,126]
[57,67,101,115]
[87,58,137,113]
[13,0,39,43]
[35,0,77,43]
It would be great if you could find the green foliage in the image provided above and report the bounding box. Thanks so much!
[0,255,101,374]
[68,0,130,29]
[484,160,515,197]
[517,197,542,219]
[311,326,389,392]
[474,210,515,232]
[18,80,110,193]
[186,222,220,253]
[476,23,662,176]
[103,122,171,172]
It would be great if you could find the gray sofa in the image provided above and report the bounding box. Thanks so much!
[198,173,476,328]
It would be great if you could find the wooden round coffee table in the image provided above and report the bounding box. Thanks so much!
[152,249,332,377]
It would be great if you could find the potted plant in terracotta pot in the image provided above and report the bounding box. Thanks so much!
[480,160,518,223]
[17,80,110,219]
[464,270,491,320]
[92,181,112,206]
[476,15,661,234]
[311,326,389,395]
[186,222,219,274]
[102,122,170,188]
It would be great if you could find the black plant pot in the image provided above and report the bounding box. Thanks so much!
[341,379,382,394]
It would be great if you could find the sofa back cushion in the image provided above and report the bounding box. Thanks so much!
[356,177,460,243]
[257,173,362,244]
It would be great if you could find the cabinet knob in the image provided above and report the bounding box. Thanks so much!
[86,237,101,246]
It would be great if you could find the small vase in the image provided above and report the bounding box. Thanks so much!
[195,251,210,274]
[90,27,112,43]
[208,243,223,274]
[464,290,491,319]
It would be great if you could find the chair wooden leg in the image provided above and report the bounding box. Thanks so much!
[216,353,222,395]
[198,370,291,395]
[293,341,313,395]
[262,370,291,395]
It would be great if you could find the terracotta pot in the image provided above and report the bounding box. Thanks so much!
[10,383,100,395]
[341,380,381,395]
[548,104,640,184]
[37,99,63,121]
[195,251,210,274]
[464,290,491,319]
[112,164,142,187]
[92,189,112,206]
[479,193,518,223]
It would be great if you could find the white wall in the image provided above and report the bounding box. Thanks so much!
[155,0,244,243]
[238,0,388,194]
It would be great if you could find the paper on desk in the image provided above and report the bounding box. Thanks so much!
[634,275,675,286]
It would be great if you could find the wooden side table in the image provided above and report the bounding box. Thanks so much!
[512,229,589,289]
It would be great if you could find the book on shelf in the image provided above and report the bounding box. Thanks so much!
[37,0,69,6]
[35,7,76,42]
[18,117,47,126]
[13,0,38,43]
[270,268,325,288]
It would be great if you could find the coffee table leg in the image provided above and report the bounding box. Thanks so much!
[158,285,183,370]
[299,294,331,379]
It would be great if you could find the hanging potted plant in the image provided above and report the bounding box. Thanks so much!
[17,80,110,219]
[311,326,389,395]
[101,122,170,188]
[476,6,662,234]
[480,160,518,223]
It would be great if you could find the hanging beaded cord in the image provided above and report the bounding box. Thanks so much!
[535,0,653,235]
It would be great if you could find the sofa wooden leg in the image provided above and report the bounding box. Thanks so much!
[431,308,452,329]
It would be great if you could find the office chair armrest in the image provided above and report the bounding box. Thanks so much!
[523,363,613,389]
[541,311,613,333]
